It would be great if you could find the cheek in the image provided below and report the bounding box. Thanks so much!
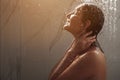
[71,20,83,30]
[76,23,85,33]
[70,19,80,27]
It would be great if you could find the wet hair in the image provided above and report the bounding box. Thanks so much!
[77,3,105,52]
[49,3,105,52]
[77,3,105,37]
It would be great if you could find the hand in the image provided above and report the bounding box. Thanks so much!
[69,31,96,54]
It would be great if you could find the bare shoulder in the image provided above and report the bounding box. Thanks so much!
[86,47,106,64]
[80,47,106,67]
[72,47,106,72]
[54,47,106,80]
[81,47,106,79]
[76,47,106,74]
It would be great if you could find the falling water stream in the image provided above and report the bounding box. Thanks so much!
[80,1,118,40]
[50,0,118,51]
[68,0,117,41]
[0,0,119,80]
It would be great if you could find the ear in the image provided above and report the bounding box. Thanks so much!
[85,20,91,29]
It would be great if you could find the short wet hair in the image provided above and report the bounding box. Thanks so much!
[77,3,105,36]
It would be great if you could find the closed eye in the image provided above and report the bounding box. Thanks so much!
[66,9,79,19]
[66,11,75,18]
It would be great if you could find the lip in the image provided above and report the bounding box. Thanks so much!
[64,21,70,26]
[63,20,70,29]
[67,19,70,22]
[63,18,71,30]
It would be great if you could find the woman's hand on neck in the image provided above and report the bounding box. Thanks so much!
[69,31,96,55]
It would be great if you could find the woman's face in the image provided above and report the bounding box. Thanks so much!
[63,8,85,36]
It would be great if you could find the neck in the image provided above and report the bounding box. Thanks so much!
[72,33,81,39]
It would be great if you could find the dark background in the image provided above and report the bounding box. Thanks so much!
[0,0,120,80]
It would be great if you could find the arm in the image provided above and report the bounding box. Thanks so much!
[55,51,98,80]
[49,32,96,80]
[49,43,78,80]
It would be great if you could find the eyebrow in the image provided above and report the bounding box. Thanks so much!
[67,9,80,16]
[66,10,75,15]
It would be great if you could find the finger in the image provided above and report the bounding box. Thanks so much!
[84,31,92,37]
[90,38,96,43]
[87,35,96,40]
[86,39,96,47]
[84,35,96,44]
[78,30,86,38]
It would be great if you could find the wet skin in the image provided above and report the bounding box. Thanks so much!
[49,6,106,80]
[49,45,106,80]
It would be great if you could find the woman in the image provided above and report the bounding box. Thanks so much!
[49,3,106,80]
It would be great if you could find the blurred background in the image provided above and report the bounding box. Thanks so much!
[0,0,120,80]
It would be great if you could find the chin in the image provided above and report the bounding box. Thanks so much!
[64,25,73,33]
[63,24,70,30]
